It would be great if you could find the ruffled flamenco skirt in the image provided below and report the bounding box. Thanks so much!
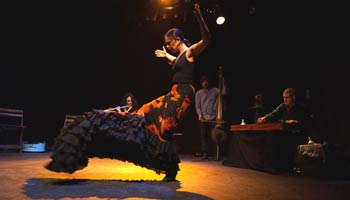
[45,84,195,177]
[45,111,180,175]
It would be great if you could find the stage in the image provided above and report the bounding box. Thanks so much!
[1,152,349,200]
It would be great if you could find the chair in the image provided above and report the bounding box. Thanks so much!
[0,108,25,152]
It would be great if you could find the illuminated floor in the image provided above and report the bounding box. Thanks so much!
[0,152,349,200]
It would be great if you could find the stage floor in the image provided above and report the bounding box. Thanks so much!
[0,152,349,200]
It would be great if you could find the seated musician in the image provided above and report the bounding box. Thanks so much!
[257,88,310,171]
[104,92,139,116]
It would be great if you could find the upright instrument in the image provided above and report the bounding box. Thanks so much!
[211,67,228,160]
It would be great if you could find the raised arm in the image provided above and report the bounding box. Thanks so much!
[188,3,211,57]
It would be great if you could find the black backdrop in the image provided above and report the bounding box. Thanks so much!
[1,1,349,153]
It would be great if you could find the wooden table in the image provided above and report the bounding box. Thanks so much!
[230,123,284,132]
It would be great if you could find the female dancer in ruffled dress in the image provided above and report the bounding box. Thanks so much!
[45,3,210,182]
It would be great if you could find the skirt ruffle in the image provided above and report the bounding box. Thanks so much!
[45,110,180,174]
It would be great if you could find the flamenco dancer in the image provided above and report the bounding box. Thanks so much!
[45,3,210,182]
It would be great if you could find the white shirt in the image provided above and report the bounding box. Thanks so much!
[195,87,220,120]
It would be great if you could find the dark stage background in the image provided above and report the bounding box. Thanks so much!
[1,1,349,153]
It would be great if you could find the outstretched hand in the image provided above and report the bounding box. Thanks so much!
[193,3,202,16]
[155,46,167,58]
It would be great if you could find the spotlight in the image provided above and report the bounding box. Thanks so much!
[216,16,225,25]
[157,0,180,10]
[204,3,226,26]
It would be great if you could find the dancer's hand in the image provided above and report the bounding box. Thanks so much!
[155,46,167,58]
[193,3,202,16]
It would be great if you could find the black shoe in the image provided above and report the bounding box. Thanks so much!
[163,175,177,182]
[163,170,177,182]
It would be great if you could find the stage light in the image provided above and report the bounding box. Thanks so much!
[148,0,184,22]
[157,0,180,10]
[147,0,227,24]
[216,16,225,25]
[204,3,226,26]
